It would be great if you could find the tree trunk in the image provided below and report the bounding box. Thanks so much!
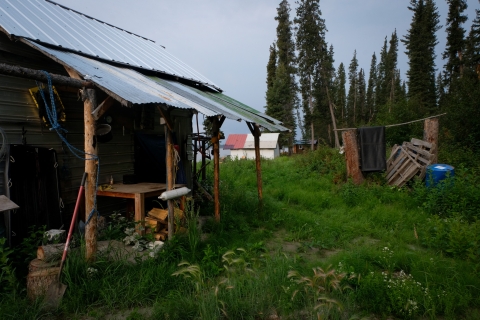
[325,86,340,148]
[342,129,364,185]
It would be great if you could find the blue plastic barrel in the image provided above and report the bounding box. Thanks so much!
[426,164,455,187]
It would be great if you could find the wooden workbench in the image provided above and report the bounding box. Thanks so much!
[96,183,184,225]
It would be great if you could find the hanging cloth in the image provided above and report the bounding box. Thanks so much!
[358,126,386,172]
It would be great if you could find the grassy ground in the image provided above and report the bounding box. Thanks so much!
[1,146,480,319]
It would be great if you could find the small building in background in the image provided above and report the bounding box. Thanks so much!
[224,133,280,160]
[293,140,318,154]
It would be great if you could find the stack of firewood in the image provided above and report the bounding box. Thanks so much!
[386,138,436,187]
[146,207,184,240]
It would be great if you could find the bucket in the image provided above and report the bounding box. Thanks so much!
[426,164,455,187]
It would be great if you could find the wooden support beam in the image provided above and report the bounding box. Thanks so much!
[82,88,98,262]
[63,65,83,80]
[164,109,175,240]
[342,129,364,185]
[211,116,225,222]
[0,63,93,88]
[248,122,264,209]
[423,118,439,164]
[92,96,115,120]
[201,140,206,181]
[157,105,174,132]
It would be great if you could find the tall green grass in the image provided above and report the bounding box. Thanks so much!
[1,146,480,319]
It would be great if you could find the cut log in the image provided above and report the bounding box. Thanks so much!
[148,207,168,220]
[29,258,59,273]
[27,267,60,301]
[37,243,65,262]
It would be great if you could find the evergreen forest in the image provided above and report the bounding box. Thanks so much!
[265,0,480,152]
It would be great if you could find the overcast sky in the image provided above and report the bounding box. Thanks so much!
[54,0,480,138]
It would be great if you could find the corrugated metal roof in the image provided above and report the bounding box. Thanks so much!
[150,78,289,132]
[223,134,247,150]
[178,83,290,132]
[26,41,290,132]
[244,133,279,149]
[0,0,220,90]
[26,41,220,116]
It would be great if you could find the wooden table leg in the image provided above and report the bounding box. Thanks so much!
[135,193,145,235]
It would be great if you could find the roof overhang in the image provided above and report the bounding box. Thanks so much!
[24,40,290,132]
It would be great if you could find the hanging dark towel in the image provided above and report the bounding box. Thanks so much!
[358,126,386,172]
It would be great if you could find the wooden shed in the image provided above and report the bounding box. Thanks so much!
[224,133,280,160]
[0,0,289,251]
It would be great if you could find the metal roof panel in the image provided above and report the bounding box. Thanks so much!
[27,41,219,116]
[0,0,219,90]
[223,134,248,150]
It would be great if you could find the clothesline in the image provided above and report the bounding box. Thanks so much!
[333,113,447,132]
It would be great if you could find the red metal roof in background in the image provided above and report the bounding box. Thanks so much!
[223,134,248,150]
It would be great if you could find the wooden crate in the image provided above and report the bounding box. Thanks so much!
[386,147,421,187]
[386,138,435,187]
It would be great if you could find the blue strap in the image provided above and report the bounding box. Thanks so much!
[36,71,100,225]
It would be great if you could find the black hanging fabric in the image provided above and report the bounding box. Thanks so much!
[358,126,386,172]
[8,145,63,246]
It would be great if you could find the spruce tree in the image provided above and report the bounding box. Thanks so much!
[465,4,480,70]
[366,53,377,122]
[346,50,359,126]
[443,0,468,83]
[265,43,277,117]
[266,43,277,92]
[443,3,480,149]
[376,37,388,107]
[294,0,326,149]
[266,64,297,148]
[402,0,441,117]
[386,30,399,107]
[357,68,367,125]
[334,62,347,125]
[266,0,297,152]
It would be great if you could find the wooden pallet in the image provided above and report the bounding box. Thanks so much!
[386,138,435,187]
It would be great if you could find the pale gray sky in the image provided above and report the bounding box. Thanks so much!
[54,0,480,138]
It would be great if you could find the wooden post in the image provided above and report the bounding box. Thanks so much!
[212,132,221,222]
[166,127,175,239]
[193,136,197,194]
[157,106,176,239]
[247,122,263,209]
[211,116,225,222]
[423,118,439,164]
[83,88,98,262]
[342,129,364,185]
[201,140,206,181]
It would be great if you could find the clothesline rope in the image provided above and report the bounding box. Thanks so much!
[333,113,447,132]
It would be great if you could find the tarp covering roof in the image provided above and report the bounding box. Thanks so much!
[224,133,280,150]
[0,0,219,90]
